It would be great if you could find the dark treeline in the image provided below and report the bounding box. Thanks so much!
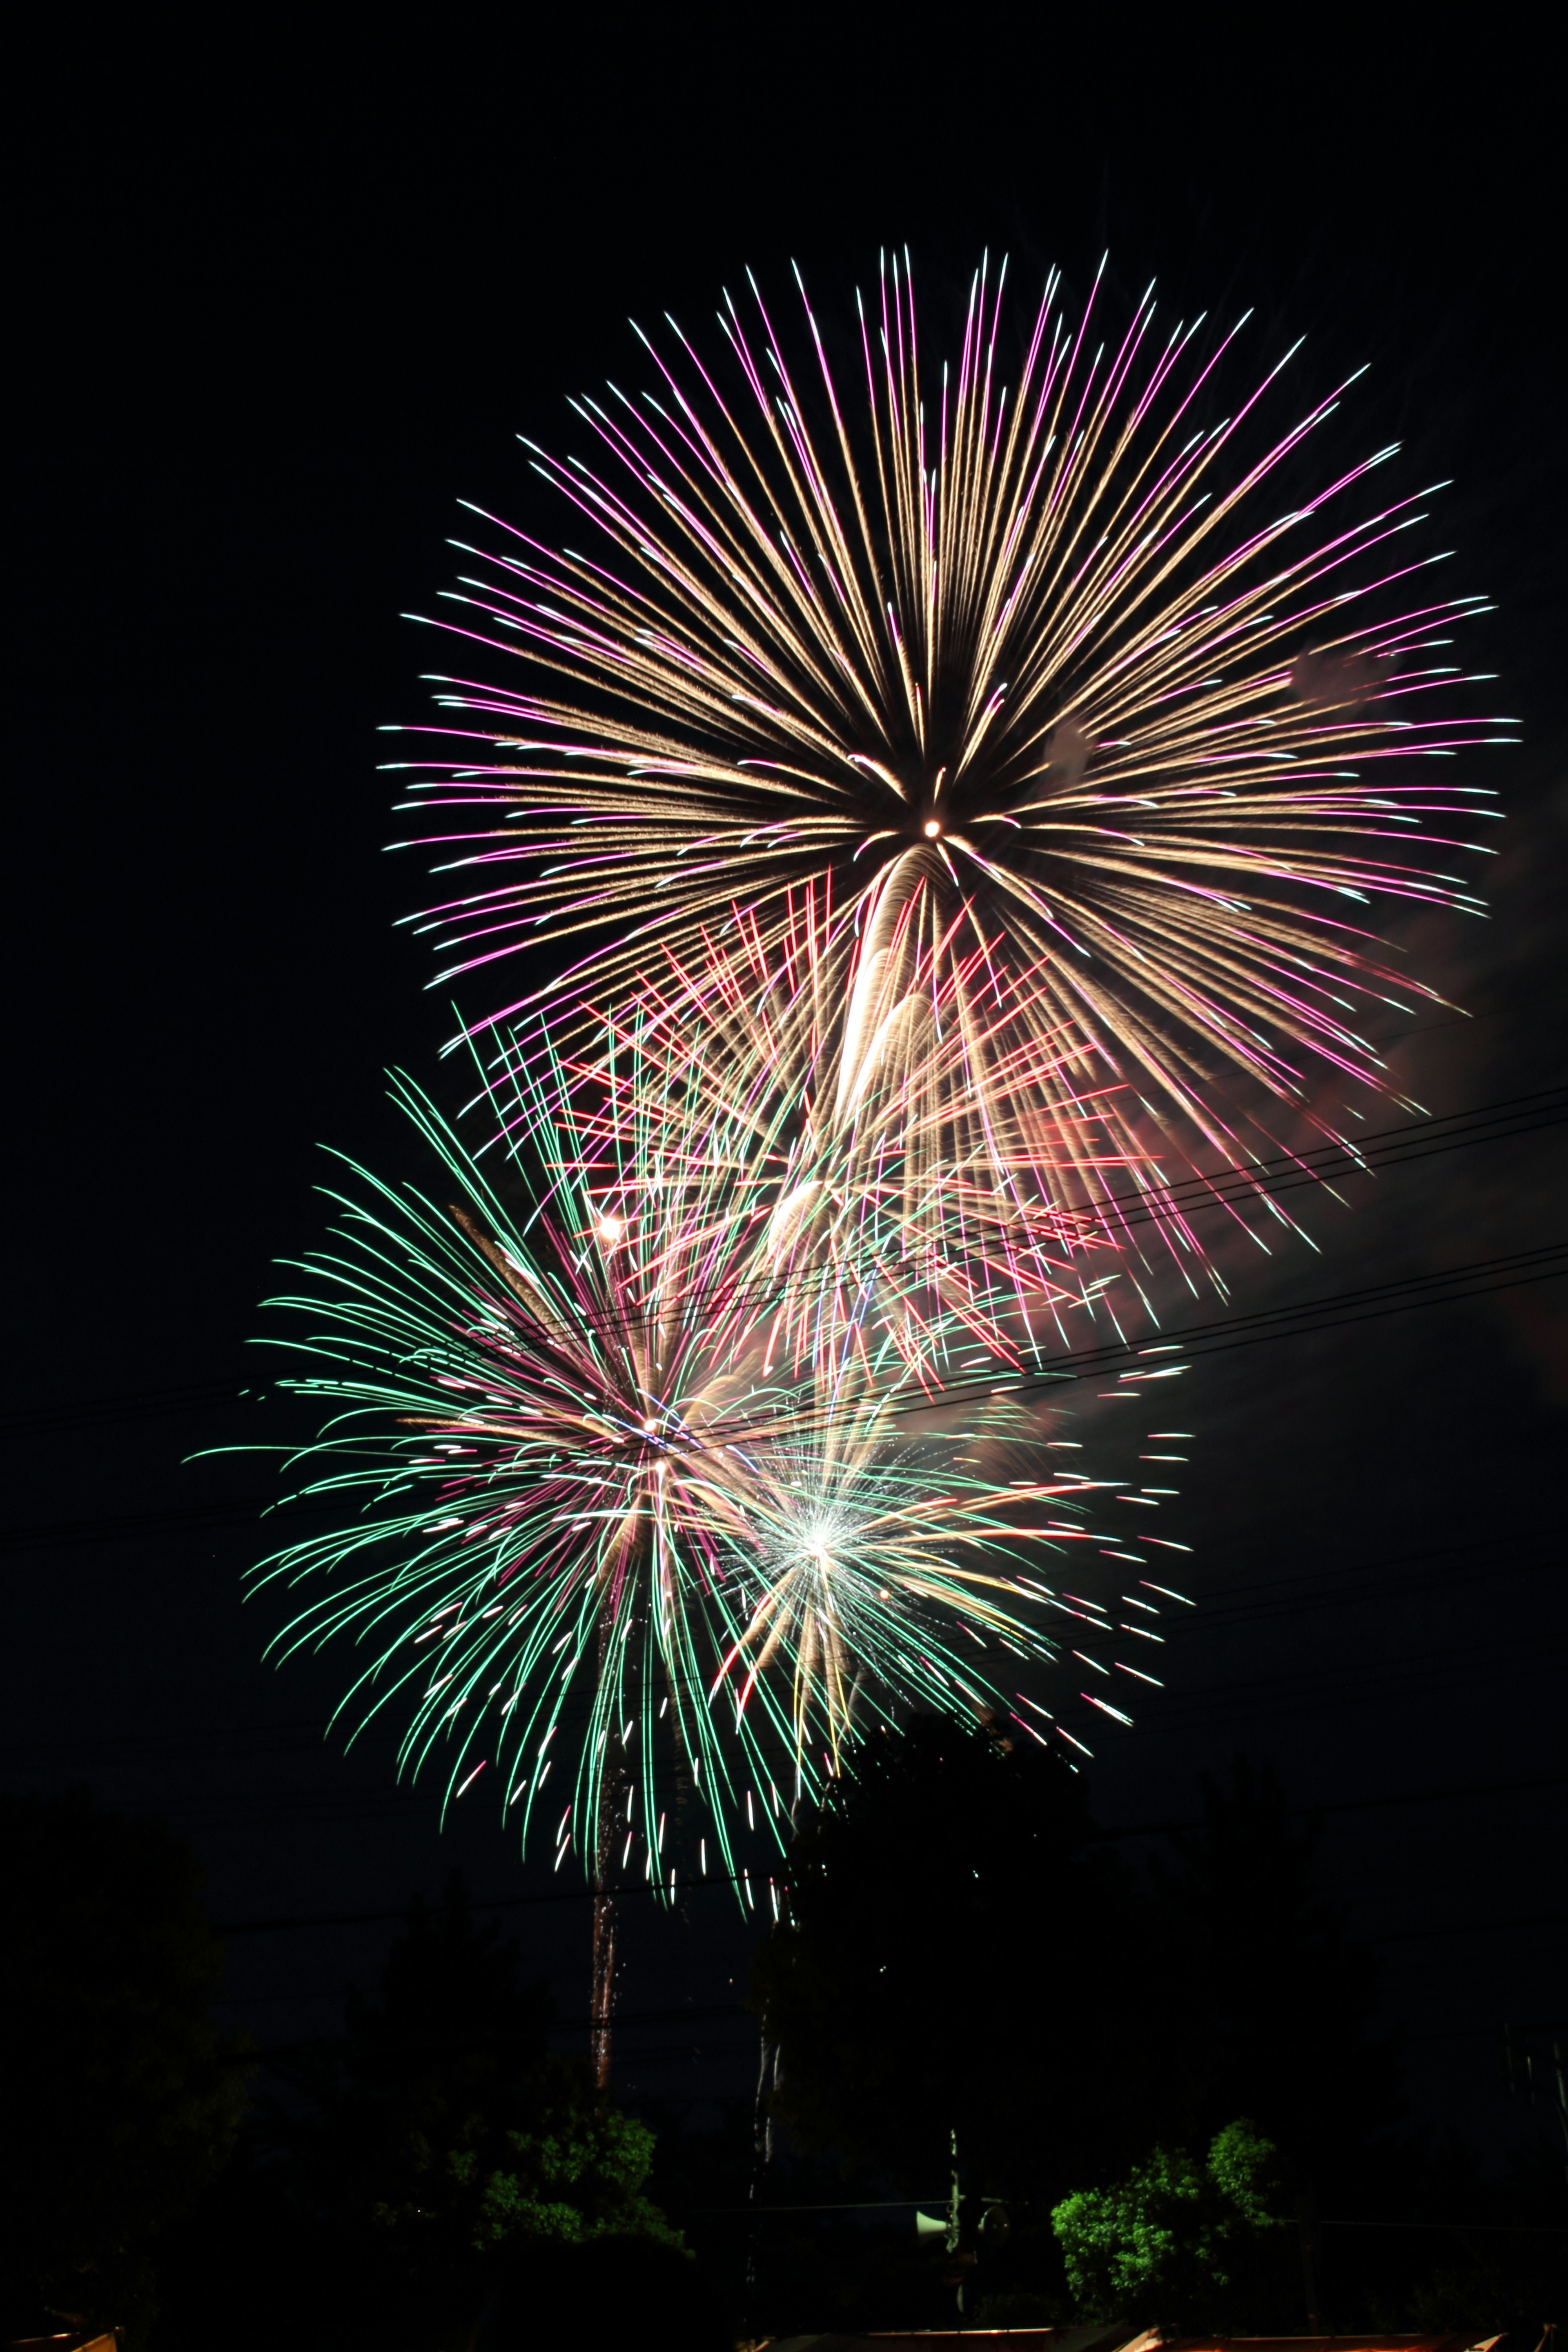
[4,1745,1563,2348]
[745,1722,1567,2332]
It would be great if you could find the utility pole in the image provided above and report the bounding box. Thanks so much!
[589,1811,619,2091]
[945,2127,983,2321]
[589,1603,630,2092]
[1296,2185,1323,2333]
[745,2034,778,2333]
[1503,2020,1568,2202]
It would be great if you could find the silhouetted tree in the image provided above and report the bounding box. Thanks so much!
[302,1873,556,2148]
[751,1718,1145,2207]
[1145,1758,1403,2197]
[0,1786,245,2348]
[159,1876,681,2352]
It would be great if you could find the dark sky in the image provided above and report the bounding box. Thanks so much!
[9,21,1564,2158]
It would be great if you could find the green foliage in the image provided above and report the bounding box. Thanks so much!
[155,1878,681,2352]
[293,1880,679,2258]
[0,1787,245,2349]
[1051,2120,1284,2322]
[375,2062,685,2253]
[1202,2118,1280,2224]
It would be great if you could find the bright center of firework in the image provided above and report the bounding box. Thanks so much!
[922,819,941,838]
[642,1417,659,1434]
[595,1213,624,1242]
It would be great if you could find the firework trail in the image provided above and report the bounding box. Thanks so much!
[483,992,1134,1394]
[513,921,1171,1379]
[248,1068,1173,2068]
[395,254,1506,1275]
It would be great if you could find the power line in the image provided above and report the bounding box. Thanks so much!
[324,1080,1568,1350]
[1070,1082,1567,1229]
[1131,1621,1567,1715]
[702,2199,946,2215]
[699,2203,1568,2234]
[5,1239,1566,1558]
[51,1740,1566,1840]
[1405,2021,1568,2044]
[1196,1526,1553,1609]
[1374,1911,1568,1945]
[444,1081,1568,1339]
[1129,1642,1568,1739]
[1194,1545,1559,1632]
[0,1492,359,1555]
[207,1765,1568,1937]
[1313,2216,1568,2236]
[878,1240,1568,1427]
[2,1082,1562,1447]
[97,1755,1568,1845]
[0,1376,253,1441]
[1092,1768,1568,1842]
[0,1493,301,1554]
[0,1521,1552,1763]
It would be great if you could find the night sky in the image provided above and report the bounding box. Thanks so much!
[10,22,1564,2165]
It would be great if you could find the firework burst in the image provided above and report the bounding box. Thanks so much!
[708,1381,1131,1781]
[396,254,1506,1250]
[249,1071,1161,1913]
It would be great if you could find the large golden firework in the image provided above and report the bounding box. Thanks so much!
[399,256,1503,1307]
